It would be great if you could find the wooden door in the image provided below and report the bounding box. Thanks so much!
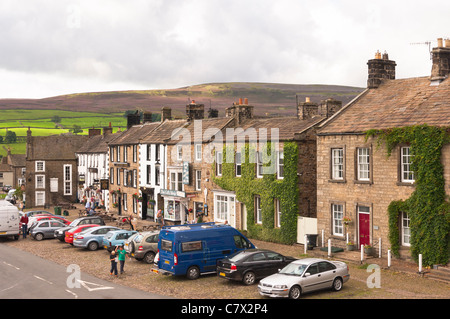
[358,212,370,247]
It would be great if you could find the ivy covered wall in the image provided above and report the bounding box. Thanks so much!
[213,142,300,245]
[366,125,450,266]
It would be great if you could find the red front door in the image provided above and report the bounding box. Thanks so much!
[359,213,370,247]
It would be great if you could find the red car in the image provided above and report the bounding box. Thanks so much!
[32,215,71,226]
[65,224,98,244]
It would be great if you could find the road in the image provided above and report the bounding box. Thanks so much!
[0,244,169,299]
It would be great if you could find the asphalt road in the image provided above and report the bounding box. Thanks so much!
[0,243,170,299]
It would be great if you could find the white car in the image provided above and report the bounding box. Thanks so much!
[258,258,350,299]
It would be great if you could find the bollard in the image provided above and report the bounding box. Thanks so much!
[328,239,331,257]
[387,249,391,268]
[304,235,307,254]
[361,244,364,263]
[419,254,423,273]
[346,233,349,244]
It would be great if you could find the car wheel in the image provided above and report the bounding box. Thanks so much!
[289,285,302,299]
[143,252,155,264]
[186,266,200,280]
[332,277,343,291]
[34,233,44,241]
[242,271,256,285]
[87,241,99,251]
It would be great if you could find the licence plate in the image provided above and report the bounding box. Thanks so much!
[0,232,6,235]
[131,253,134,257]
[164,260,170,264]
[104,246,107,249]
[219,272,226,277]
[151,268,159,274]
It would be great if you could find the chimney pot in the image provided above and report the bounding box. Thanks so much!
[244,98,248,105]
[437,38,443,47]
[305,97,310,102]
[239,98,243,105]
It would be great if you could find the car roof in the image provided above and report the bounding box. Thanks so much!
[291,258,327,265]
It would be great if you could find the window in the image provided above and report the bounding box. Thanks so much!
[161,239,173,252]
[169,171,183,191]
[116,146,120,162]
[401,146,415,183]
[195,170,201,191]
[216,151,223,176]
[195,144,202,161]
[177,145,183,161]
[50,178,58,193]
[146,165,151,185]
[402,212,411,246]
[110,167,114,184]
[36,175,45,189]
[35,161,45,172]
[357,148,370,181]
[234,235,251,249]
[255,195,262,224]
[235,152,242,177]
[64,164,72,195]
[155,165,160,186]
[155,144,160,161]
[332,204,344,236]
[331,148,344,180]
[35,191,45,206]
[256,152,263,178]
[215,195,229,221]
[274,198,281,228]
[123,169,128,186]
[181,241,203,252]
[123,193,127,211]
[117,168,120,185]
[123,145,128,163]
[133,145,137,163]
[277,151,284,179]
[147,145,151,161]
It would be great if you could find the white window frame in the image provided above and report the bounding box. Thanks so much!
[357,148,370,181]
[35,191,45,206]
[402,212,411,246]
[195,144,202,161]
[275,198,281,228]
[256,152,263,178]
[401,146,415,183]
[177,145,183,161]
[50,178,58,193]
[277,150,284,179]
[64,164,72,195]
[169,170,183,191]
[332,203,344,236]
[255,195,262,224]
[235,152,242,177]
[35,175,45,189]
[214,193,236,224]
[331,148,344,180]
[216,151,223,176]
[35,161,45,172]
[195,170,201,191]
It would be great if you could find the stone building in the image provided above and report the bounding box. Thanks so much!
[316,40,450,259]
[25,129,88,207]
[0,149,26,190]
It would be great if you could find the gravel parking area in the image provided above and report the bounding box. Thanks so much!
[4,207,449,299]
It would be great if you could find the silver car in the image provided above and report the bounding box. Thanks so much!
[258,258,350,299]
[124,231,159,264]
[30,220,68,241]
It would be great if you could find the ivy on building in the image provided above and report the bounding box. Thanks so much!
[213,142,299,245]
[366,124,450,266]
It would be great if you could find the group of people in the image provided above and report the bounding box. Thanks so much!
[109,245,130,277]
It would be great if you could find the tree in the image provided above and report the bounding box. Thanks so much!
[51,115,61,123]
[71,125,83,134]
[5,131,17,143]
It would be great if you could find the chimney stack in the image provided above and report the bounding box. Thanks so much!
[297,97,319,120]
[367,51,396,88]
[186,100,205,121]
[143,112,153,123]
[88,127,101,138]
[161,107,172,122]
[103,122,113,137]
[127,110,141,129]
[430,38,450,82]
[225,98,253,124]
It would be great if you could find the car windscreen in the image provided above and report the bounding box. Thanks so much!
[279,263,308,276]
[228,251,248,262]
[134,234,144,243]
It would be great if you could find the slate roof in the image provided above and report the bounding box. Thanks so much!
[27,134,89,160]
[318,77,450,134]
[76,132,120,154]
[108,122,161,146]
[140,119,188,144]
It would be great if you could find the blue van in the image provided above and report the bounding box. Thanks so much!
[154,222,255,279]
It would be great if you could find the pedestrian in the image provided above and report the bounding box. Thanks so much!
[19,213,29,239]
[156,209,164,226]
[116,245,129,275]
[110,250,118,277]
[131,216,137,231]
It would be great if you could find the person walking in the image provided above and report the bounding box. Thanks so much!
[20,213,29,239]
[116,245,129,275]
[109,250,118,277]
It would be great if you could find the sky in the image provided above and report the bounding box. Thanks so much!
[0,0,449,99]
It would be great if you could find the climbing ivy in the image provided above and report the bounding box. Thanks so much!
[213,142,299,245]
[366,125,450,266]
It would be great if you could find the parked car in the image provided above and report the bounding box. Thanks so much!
[258,258,350,299]
[154,222,255,279]
[216,249,296,285]
[2,185,12,192]
[73,225,120,251]
[102,229,137,252]
[20,210,53,218]
[30,220,68,241]
[54,216,105,241]
[64,224,99,245]
[125,231,159,264]
[29,215,70,228]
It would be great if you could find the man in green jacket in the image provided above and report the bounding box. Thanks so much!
[116,245,130,275]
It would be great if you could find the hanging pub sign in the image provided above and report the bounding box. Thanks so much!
[182,161,190,185]
[100,179,109,190]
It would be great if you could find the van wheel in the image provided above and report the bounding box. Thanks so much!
[87,241,99,251]
[34,233,44,241]
[242,271,256,285]
[186,266,200,280]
